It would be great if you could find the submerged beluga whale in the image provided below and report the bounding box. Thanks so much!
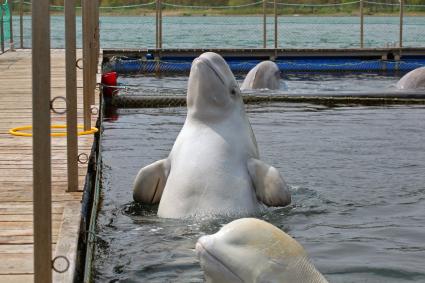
[133,52,291,218]
[396,66,425,90]
[241,60,282,90]
[196,218,329,283]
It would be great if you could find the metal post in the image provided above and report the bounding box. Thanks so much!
[82,0,92,131]
[32,0,52,281]
[399,0,403,48]
[20,0,23,48]
[274,0,277,48]
[89,0,98,106]
[9,0,14,50]
[159,0,162,48]
[360,0,364,48]
[263,0,266,48]
[1,8,4,53]
[65,0,78,192]
[155,0,159,48]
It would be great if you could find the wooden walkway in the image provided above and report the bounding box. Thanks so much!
[0,50,98,282]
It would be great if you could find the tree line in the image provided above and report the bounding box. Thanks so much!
[47,0,425,6]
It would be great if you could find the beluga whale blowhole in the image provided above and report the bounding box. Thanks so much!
[196,218,329,283]
[133,52,291,218]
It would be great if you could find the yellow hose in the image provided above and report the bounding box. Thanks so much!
[9,125,98,137]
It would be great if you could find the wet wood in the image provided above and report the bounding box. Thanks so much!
[0,50,98,282]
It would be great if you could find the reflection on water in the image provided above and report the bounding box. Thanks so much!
[94,104,425,282]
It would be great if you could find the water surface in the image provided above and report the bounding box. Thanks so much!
[94,103,425,282]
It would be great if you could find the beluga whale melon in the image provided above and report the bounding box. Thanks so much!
[196,218,329,283]
[241,60,282,90]
[133,52,291,218]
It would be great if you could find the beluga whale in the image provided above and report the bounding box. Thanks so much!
[196,218,329,283]
[396,66,425,90]
[133,52,291,218]
[241,60,282,90]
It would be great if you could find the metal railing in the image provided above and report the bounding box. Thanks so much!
[30,0,100,281]
[1,0,14,53]
[7,0,425,50]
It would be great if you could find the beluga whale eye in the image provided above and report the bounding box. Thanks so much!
[230,85,239,96]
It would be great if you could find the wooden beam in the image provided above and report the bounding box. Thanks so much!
[32,0,52,282]
[65,0,78,192]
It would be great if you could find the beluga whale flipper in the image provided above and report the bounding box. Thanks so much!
[396,66,425,90]
[133,52,291,218]
[196,218,329,283]
[241,60,282,90]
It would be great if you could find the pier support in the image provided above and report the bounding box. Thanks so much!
[32,0,52,282]
[65,0,78,192]
[360,0,364,48]
[399,0,404,48]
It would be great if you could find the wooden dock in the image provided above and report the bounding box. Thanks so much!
[0,49,98,283]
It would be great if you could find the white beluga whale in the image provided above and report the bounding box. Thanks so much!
[241,60,282,90]
[133,52,291,218]
[196,218,329,283]
[396,66,425,90]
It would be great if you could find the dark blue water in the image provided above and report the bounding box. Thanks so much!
[94,102,425,282]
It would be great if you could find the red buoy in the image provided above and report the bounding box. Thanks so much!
[101,72,118,97]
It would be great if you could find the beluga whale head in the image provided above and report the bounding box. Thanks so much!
[196,218,328,283]
[187,52,243,121]
[241,60,282,90]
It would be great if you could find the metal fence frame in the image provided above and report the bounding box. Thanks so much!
[6,0,420,50]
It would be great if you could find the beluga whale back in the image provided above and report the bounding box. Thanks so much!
[196,218,329,283]
[133,52,291,218]
[396,66,425,90]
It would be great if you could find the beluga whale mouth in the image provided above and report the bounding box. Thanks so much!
[193,55,227,86]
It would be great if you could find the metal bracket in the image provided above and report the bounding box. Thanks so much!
[78,153,89,164]
[50,96,68,115]
[90,106,99,115]
[76,58,83,69]
[52,255,70,274]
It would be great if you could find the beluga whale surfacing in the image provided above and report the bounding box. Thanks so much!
[196,218,329,283]
[133,52,291,218]
[396,66,425,90]
[241,60,282,90]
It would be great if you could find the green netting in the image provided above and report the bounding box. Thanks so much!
[1,0,11,42]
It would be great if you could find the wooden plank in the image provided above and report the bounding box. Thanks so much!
[53,202,81,283]
[0,253,33,274]
[0,49,99,282]
[0,275,34,283]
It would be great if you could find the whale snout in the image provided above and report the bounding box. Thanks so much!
[195,235,212,259]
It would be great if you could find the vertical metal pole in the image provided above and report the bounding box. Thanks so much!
[95,0,100,62]
[20,0,23,48]
[274,0,277,48]
[155,0,159,48]
[65,0,78,192]
[263,0,266,48]
[82,0,92,131]
[89,0,97,105]
[1,8,4,53]
[8,0,14,50]
[32,0,52,281]
[399,0,403,48]
[159,0,162,48]
[360,0,364,48]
